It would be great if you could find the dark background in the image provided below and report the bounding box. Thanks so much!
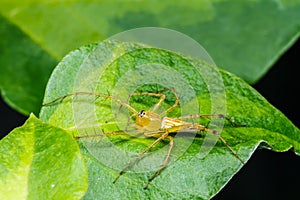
[0,39,299,199]
[215,39,300,200]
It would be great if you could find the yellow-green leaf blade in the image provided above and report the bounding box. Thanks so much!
[0,114,88,200]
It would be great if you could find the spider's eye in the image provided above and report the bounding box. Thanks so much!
[138,110,146,117]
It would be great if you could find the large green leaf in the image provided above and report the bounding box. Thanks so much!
[0,0,299,115]
[40,40,299,199]
[0,14,57,115]
[0,114,88,200]
[2,0,299,83]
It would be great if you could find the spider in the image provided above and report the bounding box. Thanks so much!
[43,87,245,189]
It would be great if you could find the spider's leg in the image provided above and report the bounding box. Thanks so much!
[196,124,244,164]
[42,93,75,106]
[42,91,138,115]
[128,91,166,113]
[143,135,174,189]
[127,87,179,115]
[160,87,179,116]
[73,130,128,140]
[113,131,169,184]
[124,113,137,131]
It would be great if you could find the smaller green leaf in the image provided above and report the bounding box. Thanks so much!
[0,114,87,200]
[0,14,57,115]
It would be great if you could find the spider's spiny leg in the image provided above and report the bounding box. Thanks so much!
[113,131,169,184]
[143,135,174,189]
[197,125,244,164]
[74,131,127,140]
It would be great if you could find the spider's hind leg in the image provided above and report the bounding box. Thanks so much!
[197,125,245,164]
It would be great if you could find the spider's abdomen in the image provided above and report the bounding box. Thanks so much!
[161,117,186,129]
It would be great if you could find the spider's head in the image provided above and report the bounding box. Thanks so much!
[136,110,151,127]
[135,110,162,132]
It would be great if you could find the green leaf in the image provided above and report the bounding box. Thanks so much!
[0,114,88,200]
[0,14,57,115]
[40,40,299,199]
[0,1,299,115]
[1,1,299,115]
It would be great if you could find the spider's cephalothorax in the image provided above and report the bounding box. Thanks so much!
[136,110,162,133]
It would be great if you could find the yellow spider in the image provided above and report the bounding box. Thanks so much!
[43,87,244,189]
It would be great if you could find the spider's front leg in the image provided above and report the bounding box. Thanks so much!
[124,87,179,115]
